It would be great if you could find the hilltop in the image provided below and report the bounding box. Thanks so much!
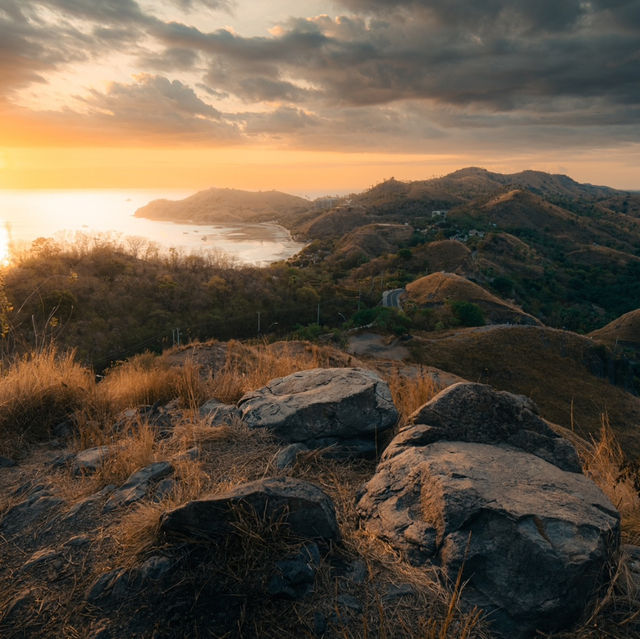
[135,187,312,227]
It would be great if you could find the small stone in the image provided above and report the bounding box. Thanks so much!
[73,446,113,475]
[22,547,64,572]
[103,461,173,512]
[275,443,309,469]
[267,543,321,599]
[85,569,127,602]
[313,612,327,636]
[173,446,200,462]
[52,420,75,440]
[153,478,176,502]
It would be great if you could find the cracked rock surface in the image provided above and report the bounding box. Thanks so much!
[357,382,620,638]
[237,367,398,457]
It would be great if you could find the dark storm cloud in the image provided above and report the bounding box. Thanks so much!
[185,3,639,111]
[337,0,588,32]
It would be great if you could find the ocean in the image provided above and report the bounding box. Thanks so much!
[0,189,306,265]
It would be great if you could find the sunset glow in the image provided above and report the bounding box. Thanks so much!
[0,1,637,192]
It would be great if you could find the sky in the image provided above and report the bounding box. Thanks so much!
[0,0,639,193]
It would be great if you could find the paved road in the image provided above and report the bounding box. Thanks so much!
[382,288,405,308]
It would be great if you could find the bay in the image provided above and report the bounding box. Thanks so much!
[0,189,306,265]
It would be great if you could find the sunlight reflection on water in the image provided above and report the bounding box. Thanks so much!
[0,189,306,265]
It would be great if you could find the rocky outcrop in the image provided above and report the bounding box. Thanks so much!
[160,477,339,543]
[357,382,620,638]
[237,367,398,457]
[386,382,581,472]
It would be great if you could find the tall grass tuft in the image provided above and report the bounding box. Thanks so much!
[96,352,182,412]
[0,345,93,455]
[581,413,640,543]
[208,340,324,403]
[386,368,441,426]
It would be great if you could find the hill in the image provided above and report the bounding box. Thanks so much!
[407,324,640,452]
[135,187,312,227]
[590,309,640,352]
[405,272,541,326]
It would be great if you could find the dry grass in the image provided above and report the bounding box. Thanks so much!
[386,368,442,426]
[0,345,94,456]
[581,414,640,544]
[96,352,207,413]
[114,418,280,562]
[207,340,327,403]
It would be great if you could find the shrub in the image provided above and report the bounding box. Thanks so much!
[449,300,485,327]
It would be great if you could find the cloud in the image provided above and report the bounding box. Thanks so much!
[0,0,638,154]
[139,47,201,71]
[80,74,240,142]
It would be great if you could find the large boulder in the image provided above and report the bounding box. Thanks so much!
[357,383,620,638]
[386,382,581,472]
[237,367,398,457]
[160,477,339,543]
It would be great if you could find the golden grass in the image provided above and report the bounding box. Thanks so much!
[96,352,189,412]
[207,340,326,403]
[581,414,640,544]
[0,345,93,456]
[386,369,441,426]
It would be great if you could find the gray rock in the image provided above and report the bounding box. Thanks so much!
[161,477,339,543]
[104,461,173,512]
[0,494,64,536]
[114,403,176,439]
[266,543,320,599]
[199,399,240,425]
[73,445,113,475]
[153,478,176,502]
[387,382,581,472]
[63,485,116,522]
[275,443,309,469]
[126,555,174,590]
[358,441,620,638]
[238,367,398,456]
[85,557,173,604]
[0,455,16,468]
[85,568,128,602]
[622,544,640,595]
[3,589,37,623]
[50,452,75,469]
